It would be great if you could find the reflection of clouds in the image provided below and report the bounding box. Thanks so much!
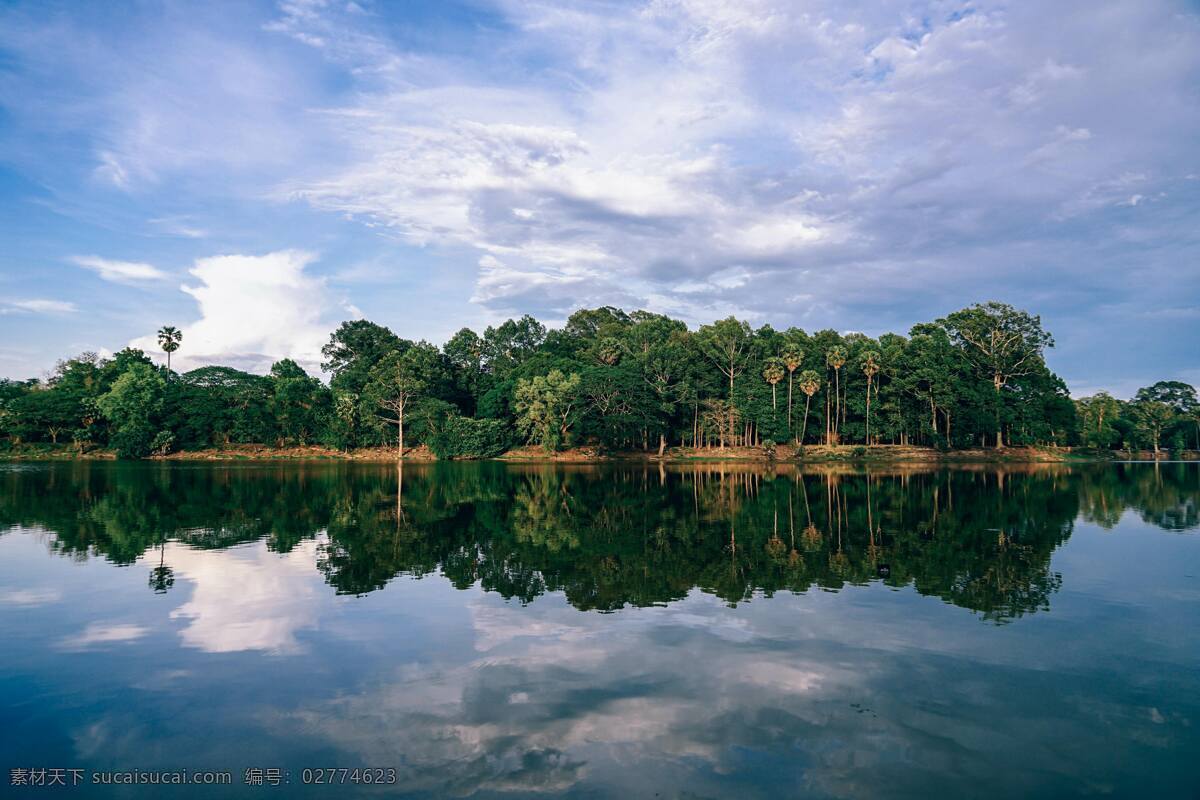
[167,538,325,654]
[272,592,857,797]
[60,622,148,650]
[268,586,1198,799]
[0,587,61,606]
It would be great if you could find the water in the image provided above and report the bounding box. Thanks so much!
[0,461,1197,798]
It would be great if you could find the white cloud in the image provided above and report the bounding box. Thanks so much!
[2,299,78,314]
[130,250,350,374]
[167,539,325,654]
[72,255,167,283]
[61,622,149,649]
[0,587,62,605]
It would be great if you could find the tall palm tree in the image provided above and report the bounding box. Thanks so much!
[157,326,182,372]
[762,358,786,410]
[825,347,846,444]
[781,344,804,429]
[860,350,881,444]
[797,370,821,446]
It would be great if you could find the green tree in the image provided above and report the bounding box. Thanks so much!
[269,359,329,445]
[514,370,582,451]
[1075,392,1122,448]
[1130,400,1174,455]
[1135,381,1199,449]
[939,302,1054,448]
[796,370,821,446]
[781,342,804,429]
[157,326,182,372]
[825,346,847,444]
[365,344,442,459]
[97,363,167,458]
[861,350,881,443]
[697,317,752,447]
[762,357,786,411]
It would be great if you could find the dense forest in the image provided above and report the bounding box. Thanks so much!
[0,301,1196,459]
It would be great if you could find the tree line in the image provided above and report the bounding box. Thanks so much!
[0,301,1196,458]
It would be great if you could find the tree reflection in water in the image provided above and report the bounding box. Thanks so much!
[1,461,1195,621]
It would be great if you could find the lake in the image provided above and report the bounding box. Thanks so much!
[0,461,1197,798]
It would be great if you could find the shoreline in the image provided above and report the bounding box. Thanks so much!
[1,443,1195,464]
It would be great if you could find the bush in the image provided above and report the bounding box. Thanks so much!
[851,445,867,458]
[109,424,155,459]
[429,415,513,459]
[151,430,176,455]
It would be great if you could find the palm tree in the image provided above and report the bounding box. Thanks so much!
[861,350,880,444]
[781,344,804,428]
[762,358,786,410]
[157,326,182,372]
[825,346,846,444]
[797,370,821,446]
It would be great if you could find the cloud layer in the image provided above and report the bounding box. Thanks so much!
[0,0,1197,389]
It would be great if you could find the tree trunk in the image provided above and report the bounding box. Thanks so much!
[398,411,404,460]
[787,373,793,429]
[993,375,1004,449]
[800,395,811,446]
[658,433,666,458]
[834,368,840,444]
[864,377,872,444]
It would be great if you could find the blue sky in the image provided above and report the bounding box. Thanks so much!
[0,0,1197,397]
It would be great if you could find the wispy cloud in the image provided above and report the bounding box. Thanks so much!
[72,256,167,283]
[60,622,149,650]
[2,299,78,314]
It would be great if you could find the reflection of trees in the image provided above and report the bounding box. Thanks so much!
[1,461,1196,620]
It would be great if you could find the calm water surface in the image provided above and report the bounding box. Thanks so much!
[1,461,1197,798]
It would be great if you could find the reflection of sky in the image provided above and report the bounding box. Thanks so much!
[0,516,1197,799]
[168,539,326,654]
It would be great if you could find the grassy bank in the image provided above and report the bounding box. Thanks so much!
[2,442,1195,463]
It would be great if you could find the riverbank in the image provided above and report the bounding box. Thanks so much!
[2,442,1195,463]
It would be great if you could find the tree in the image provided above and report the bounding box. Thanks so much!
[939,302,1054,448]
[1075,392,1122,448]
[365,344,441,459]
[825,346,846,444]
[514,370,582,451]
[1135,381,1199,449]
[797,370,821,446]
[762,358,786,411]
[483,315,547,377]
[697,317,752,448]
[443,328,484,413]
[97,363,166,458]
[157,326,182,372]
[1130,400,1174,455]
[860,350,881,444]
[269,359,329,446]
[322,320,404,394]
[781,343,804,429]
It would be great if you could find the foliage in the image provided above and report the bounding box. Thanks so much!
[2,302,1193,458]
[514,369,582,451]
[97,363,166,458]
[429,415,513,459]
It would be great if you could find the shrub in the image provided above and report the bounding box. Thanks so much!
[429,415,513,459]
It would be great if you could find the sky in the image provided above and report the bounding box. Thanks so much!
[0,0,1197,397]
